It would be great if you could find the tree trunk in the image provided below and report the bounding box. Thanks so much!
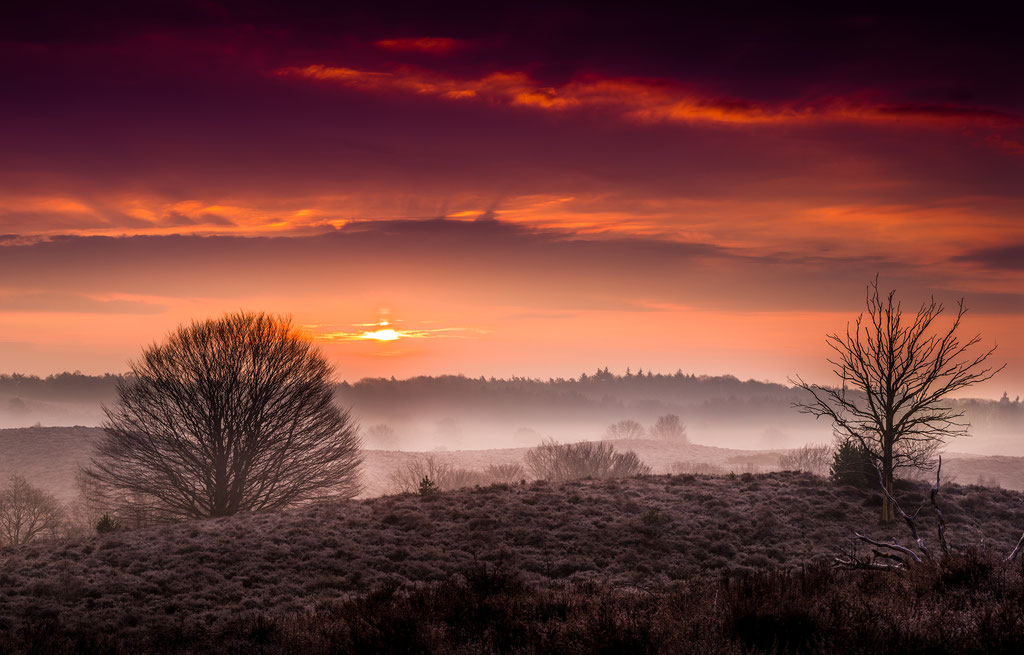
[881,456,895,523]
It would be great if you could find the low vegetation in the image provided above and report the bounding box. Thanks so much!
[387,456,528,494]
[778,443,832,477]
[6,552,1022,654]
[0,472,1022,652]
[524,439,650,482]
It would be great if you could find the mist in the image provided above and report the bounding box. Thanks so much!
[3,370,1019,455]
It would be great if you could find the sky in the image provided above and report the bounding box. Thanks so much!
[1,3,1021,397]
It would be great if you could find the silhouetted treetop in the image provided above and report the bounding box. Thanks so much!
[81,312,361,522]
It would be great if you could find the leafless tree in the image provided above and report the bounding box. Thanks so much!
[364,424,400,450]
[525,439,650,482]
[778,443,833,477]
[484,463,526,485]
[81,312,362,522]
[650,414,687,442]
[387,455,484,493]
[0,475,65,546]
[794,278,1002,522]
[605,419,646,440]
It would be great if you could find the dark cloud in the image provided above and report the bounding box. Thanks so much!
[0,219,1015,315]
[1,3,1022,221]
[158,211,235,227]
[953,245,1024,271]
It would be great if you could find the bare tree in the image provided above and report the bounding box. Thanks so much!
[364,424,400,450]
[650,414,687,442]
[387,455,484,493]
[0,475,65,546]
[484,463,526,485]
[795,278,1002,522]
[605,419,646,440]
[778,443,832,477]
[525,439,650,482]
[82,312,362,522]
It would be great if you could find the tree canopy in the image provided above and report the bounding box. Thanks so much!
[82,312,361,522]
[795,278,1001,521]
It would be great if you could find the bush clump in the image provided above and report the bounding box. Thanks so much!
[95,513,120,534]
[830,440,878,488]
[525,439,651,482]
[779,443,833,477]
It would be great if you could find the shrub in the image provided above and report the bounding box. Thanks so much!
[638,507,671,538]
[650,414,687,442]
[483,463,525,485]
[604,419,645,440]
[418,477,438,496]
[830,440,877,488]
[389,456,454,493]
[445,468,489,489]
[779,443,832,477]
[524,439,650,482]
[0,475,65,546]
[95,513,120,534]
[389,456,491,493]
[364,424,400,449]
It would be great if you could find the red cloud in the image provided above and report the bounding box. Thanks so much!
[275,65,1024,132]
[375,37,462,54]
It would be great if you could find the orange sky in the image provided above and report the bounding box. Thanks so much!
[1,6,1021,398]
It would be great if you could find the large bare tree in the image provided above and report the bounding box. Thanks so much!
[794,278,1001,522]
[82,312,361,522]
[0,475,65,546]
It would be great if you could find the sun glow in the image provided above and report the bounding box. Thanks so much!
[362,328,400,341]
[306,319,485,346]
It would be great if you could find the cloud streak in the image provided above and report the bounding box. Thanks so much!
[0,292,165,314]
[375,37,463,54]
[308,320,483,342]
[275,64,1024,131]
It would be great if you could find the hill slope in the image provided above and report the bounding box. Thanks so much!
[0,472,1022,643]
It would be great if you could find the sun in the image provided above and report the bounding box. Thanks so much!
[361,328,400,341]
[360,320,401,341]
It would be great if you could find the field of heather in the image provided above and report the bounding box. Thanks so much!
[1,471,1022,652]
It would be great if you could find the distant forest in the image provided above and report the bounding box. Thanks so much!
[1,370,1020,445]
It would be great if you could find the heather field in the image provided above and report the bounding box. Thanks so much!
[1,471,1023,652]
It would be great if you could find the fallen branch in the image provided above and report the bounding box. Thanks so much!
[854,532,921,564]
[1008,533,1024,562]
[877,467,931,561]
[835,539,910,570]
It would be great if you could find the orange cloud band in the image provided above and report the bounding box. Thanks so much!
[275,64,1024,130]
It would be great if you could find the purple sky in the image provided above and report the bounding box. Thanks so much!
[1,3,1020,396]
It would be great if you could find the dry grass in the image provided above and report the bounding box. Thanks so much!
[0,471,1022,649]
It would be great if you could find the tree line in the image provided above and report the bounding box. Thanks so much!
[0,277,1007,545]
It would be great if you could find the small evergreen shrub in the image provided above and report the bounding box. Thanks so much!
[95,513,120,534]
[418,476,438,496]
[830,440,877,488]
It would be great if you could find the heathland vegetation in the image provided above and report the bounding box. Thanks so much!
[1,472,1023,652]
[0,284,1019,652]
